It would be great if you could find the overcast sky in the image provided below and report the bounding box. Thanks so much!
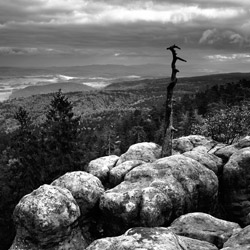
[0,0,249,75]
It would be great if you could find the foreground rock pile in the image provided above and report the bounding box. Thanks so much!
[9,135,250,250]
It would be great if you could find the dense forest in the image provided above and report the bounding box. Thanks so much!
[0,77,250,249]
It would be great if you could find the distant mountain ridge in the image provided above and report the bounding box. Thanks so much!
[10,82,95,99]
[0,64,168,78]
[105,72,250,90]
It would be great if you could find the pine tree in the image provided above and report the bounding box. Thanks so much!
[9,107,42,192]
[43,90,82,179]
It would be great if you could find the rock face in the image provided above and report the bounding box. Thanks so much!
[215,136,250,161]
[51,171,104,215]
[183,150,223,175]
[14,135,250,250]
[222,147,250,226]
[116,142,161,165]
[86,227,218,250]
[109,160,145,187]
[9,184,87,250]
[222,225,250,250]
[86,155,119,184]
[169,212,241,248]
[100,154,218,235]
[173,135,215,154]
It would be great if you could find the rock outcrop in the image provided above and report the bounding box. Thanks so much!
[9,184,87,250]
[10,135,250,250]
[222,147,250,226]
[215,136,250,161]
[116,142,161,165]
[173,135,215,154]
[169,212,241,248]
[183,150,223,175]
[51,171,104,215]
[86,227,218,250]
[86,155,119,185]
[109,160,145,187]
[100,154,218,235]
[222,224,250,250]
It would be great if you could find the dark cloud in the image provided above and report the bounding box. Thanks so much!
[0,0,249,72]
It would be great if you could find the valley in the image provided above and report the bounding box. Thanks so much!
[1,71,250,133]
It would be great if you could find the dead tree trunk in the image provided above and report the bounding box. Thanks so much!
[161,45,186,157]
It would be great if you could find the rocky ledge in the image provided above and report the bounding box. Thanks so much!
[9,135,250,250]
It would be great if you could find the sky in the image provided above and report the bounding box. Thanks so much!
[0,0,250,76]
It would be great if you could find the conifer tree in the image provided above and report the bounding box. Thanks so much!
[43,90,82,179]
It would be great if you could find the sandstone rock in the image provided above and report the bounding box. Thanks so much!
[116,142,161,165]
[51,171,104,215]
[173,135,215,154]
[109,160,145,187]
[100,155,218,235]
[169,212,241,248]
[215,136,250,161]
[208,143,227,155]
[222,225,250,250]
[183,150,223,175]
[9,184,87,250]
[86,227,218,250]
[222,147,250,226]
[181,236,218,250]
[86,155,119,184]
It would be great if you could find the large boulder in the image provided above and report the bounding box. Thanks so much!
[173,135,215,154]
[100,155,218,235]
[222,147,250,226]
[183,150,223,175]
[86,227,218,250]
[51,171,104,215]
[222,225,250,250]
[86,155,119,184]
[215,136,250,161]
[109,160,145,187]
[116,142,161,165]
[169,212,241,248]
[9,184,87,250]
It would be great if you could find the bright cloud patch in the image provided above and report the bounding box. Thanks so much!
[199,28,248,46]
[0,47,63,55]
[206,53,250,61]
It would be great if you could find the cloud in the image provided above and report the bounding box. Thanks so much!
[0,0,249,69]
[199,28,248,47]
[0,46,63,55]
[206,53,250,62]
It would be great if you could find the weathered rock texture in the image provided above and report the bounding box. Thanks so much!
[173,135,215,154]
[169,212,241,248]
[86,155,119,184]
[222,147,250,226]
[100,154,218,235]
[222,224,250,250]
[9,184,87,250]
[109,160,145,187]
[86,227,218,250]
[215,136,250,161]
[51,171,104,215]
[183,150,223,175]
[12,135,250,250]
[116,142,161,165]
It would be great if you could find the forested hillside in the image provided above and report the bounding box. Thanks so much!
[1,74,250,250]
[1,72,250,133]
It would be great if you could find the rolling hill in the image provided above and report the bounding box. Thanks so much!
[1,72,250,133]
[10,82,95,99]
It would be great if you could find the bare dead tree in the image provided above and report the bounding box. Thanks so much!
[161,44,186,157]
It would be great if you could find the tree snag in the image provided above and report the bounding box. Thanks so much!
[161,44,186,157]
